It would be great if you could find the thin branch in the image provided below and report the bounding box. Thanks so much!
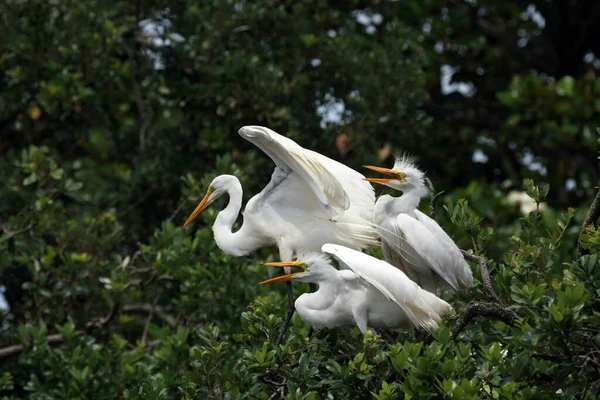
[122,303,177,328]
[84,302,119,332]
[451,301,519,338]
[267,384,285,400]
[423,177,520,339]
[141,294,160,344]
[460,250,503,305]
[0,304,118,360]
[1,223,34,241]
[424,177,445,220]
[167,198,188,223]
[577,188,600,257]
[144,339,161,352]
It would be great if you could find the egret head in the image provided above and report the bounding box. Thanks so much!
[259,252,336,285]
[182,175,238,228]
[363,154,426,194]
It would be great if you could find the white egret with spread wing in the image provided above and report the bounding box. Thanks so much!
[261,244,453,334]
[182,125,378,344]
[363,156,472,293]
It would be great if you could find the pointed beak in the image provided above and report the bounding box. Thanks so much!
[260,274,296,284]
[363,165,406,183]
[264,261,306,269]
[363,165,397,176]
[260,261,307,284]
[362,177,392,184]
[183,187,214,228]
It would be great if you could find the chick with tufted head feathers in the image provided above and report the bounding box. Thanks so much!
[363,154,473,294]
[364,153,427,197]
[182,125,379,346]
[260,243,453,334]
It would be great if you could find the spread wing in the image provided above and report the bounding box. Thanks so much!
[238,126,374,218]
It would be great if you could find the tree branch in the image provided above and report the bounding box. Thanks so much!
[577,187,600,257]
[1,223,34,241]
[0,302,177,360]
[425,177,445,220]
[451,301,519,338]
[122,303,177,328]
[0,304,119,360]
[460,250,503,305]
[425,176,521,337]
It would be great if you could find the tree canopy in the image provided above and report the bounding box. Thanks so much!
[1,0,600,398]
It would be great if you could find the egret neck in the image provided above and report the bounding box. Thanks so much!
[212,177,267,257]
[374,187,422,224]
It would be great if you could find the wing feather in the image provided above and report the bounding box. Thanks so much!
[413,211,473,290]
[239,126,374,219]
[394,214,464,291]
[321,244,445,331]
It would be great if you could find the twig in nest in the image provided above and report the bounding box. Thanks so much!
[578,188,600,257]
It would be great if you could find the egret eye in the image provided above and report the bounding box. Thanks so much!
[396,172,407,182]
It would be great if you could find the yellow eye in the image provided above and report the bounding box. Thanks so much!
[393,171,407,182]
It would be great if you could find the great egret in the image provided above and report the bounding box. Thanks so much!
[183,125,378,344]
[260,243,453,334]
[363,156,472,293]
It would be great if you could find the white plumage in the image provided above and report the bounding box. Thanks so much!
[261,244,453,333]
[364,156,473,293]
[182,125,378,261]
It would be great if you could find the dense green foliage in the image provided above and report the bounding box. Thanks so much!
[1,0,600,398]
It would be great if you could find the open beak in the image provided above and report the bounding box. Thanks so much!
[362,177,392,184]
[183,188,213,228]
[363,165,405,184]
[364,165,398,176]
[260,261,306,284]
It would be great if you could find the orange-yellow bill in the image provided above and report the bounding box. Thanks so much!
[363,177,392,184]
[363,165,397,176]
[260,273,296,284]
[264,261,305,268]
[260,261,306,284]
[183,188,213,228]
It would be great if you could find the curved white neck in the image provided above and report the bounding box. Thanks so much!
[395,187,423,212]
[298,280,339,310]
[374,187,423,224]
[212,178,267,257]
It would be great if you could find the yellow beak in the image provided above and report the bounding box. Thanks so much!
[363,165,398,176]
[362,177,392,184]
[183,188,213,228]
[363,165,405,184]
[260,261,306,284]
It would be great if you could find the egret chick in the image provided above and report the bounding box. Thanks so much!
[261,244,453,334]
[183,126,378,345]
[364,155,473,293]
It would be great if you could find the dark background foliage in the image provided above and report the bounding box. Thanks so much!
[1,0,600,398]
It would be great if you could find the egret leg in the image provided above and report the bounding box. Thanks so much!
[381,330,396,344]
[305,283,318,338]
[275,280,295,346]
